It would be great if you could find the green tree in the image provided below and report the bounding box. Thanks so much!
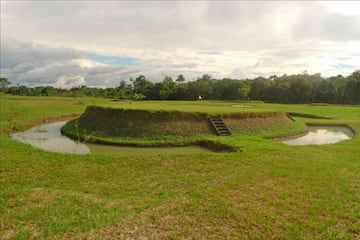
[313,80,336,103]
[237,82,250,100]
[117,80,132,99]
[0,77,11,92]
[133,93,146,101]
[212,79,244,100]
[176,74,185,83]
[131,75,152,99]
[328,75,346,103]
[248,77,273,101]
[7,85,31,95]
[187,78,213,99]
[40,86,56,96]
[344,70,360,103]
[173,82,188,99]
[199,74,212,81]
[159,76,176,100]
[287,74,317,103]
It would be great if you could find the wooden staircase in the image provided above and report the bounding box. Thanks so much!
[208,115,232,136]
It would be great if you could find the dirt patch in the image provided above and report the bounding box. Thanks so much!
[76,197,190,240]
[75,106,212,137]
[225,114,290,133]
[286,112,333,120]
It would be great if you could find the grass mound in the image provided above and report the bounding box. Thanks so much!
[224,111,289,133]
[69,106,212,138]
[61,105,290,151]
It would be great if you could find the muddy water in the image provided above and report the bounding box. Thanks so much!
[11,121,90,154]
[10,121,210,155]
[282,125,354,146]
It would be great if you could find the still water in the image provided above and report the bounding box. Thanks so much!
[282,125,354,146]
[10,121,210,155]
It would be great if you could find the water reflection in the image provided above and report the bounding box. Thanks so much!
[11,121,90,154]
[282,126,354,146]
[10,121,210,155]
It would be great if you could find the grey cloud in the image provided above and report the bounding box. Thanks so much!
[254,58,282,68]
[231,68,250,79]
[83,66,139,86]
[12,63,34,74]
[293,11,360,41]
[3,1,344,51]
[167,63,198,69]
[8,63,84,86]
[85,66,122,76]
[3,2,358,58]
[270,47,313,59]
[1,2,359,85]
[1,40,82,69]
[0,39,85,87]
[2,1,82,17]
[198,51,223,55]
[0,38,203,88]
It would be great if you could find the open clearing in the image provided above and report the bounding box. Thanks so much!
[1,95,359,239]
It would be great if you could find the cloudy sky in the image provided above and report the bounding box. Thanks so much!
[1,1,359,88]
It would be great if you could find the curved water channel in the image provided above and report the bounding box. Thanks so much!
[11,121,355,153]
[282,125,354,146]
[10,121,210,155]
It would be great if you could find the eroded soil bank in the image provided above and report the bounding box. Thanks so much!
[66,105,290,137]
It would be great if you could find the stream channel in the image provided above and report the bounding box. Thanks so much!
[10,121,355,154]
[10,121,211,155]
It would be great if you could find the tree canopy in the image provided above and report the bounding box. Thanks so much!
[3,70,360,104]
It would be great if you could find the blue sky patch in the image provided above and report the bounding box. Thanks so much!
[330,63,355,69]
[88,53,138,66]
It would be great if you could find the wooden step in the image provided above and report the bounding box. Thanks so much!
[208,115,232,136]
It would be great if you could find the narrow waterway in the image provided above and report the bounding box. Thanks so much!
[10,121,210,155]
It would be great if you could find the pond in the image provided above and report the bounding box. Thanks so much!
[10,121,211,155]
[282,125,355,146]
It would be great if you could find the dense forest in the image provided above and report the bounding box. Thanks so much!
[1,70,360,104]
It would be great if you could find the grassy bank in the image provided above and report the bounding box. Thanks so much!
[61,105,290,150]
[1,95,359,239]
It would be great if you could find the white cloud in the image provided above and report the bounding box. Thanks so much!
[320,1,360,16]
[1,1,359,87]
[72,59,106,68]
[53,75,85,88]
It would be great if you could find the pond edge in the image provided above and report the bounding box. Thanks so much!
[267,122,356,141]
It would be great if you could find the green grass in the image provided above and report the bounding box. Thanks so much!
[61,104,293,149]
[1,94,359,239]
[99,100,272,114]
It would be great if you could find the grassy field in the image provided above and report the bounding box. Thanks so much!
[1,94,359,239]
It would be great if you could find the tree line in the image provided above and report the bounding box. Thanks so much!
[1,70,359,104]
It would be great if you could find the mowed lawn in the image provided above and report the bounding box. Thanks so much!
[1,95,359,239]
